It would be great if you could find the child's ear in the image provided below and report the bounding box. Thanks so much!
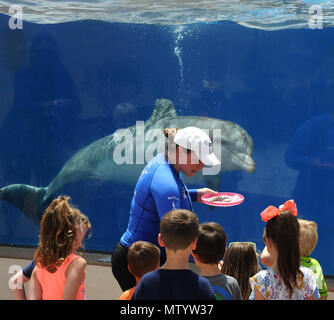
[158,233,165,247]
[190,237,197,251]
[266,238,274,250]
[218,260,224,272]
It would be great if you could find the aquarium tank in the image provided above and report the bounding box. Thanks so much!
[0,1,334,276]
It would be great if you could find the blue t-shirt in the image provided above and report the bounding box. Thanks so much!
[133,269,216,300]
[22,260,36,278]
[120,154,197,254]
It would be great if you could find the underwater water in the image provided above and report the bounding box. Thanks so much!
[0,2,334,276]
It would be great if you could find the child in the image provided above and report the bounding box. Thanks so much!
[221,242,261,300]
[28,195,92,300]
[133,209,216,300]
[298,218,328,300]
[192,222,242,300]
[250,200,318,300]
[119,241,160,300]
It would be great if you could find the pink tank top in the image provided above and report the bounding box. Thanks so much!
[35,253,86,300]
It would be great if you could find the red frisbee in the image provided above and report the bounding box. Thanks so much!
[201,192,244,207]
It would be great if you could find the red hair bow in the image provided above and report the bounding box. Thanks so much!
[260,200,298,222]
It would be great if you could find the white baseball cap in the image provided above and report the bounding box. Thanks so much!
[173,127,220,167]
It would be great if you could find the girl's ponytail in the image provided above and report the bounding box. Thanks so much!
[164,128,178,159]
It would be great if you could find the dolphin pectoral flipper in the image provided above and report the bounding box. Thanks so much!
[205,174,222,193]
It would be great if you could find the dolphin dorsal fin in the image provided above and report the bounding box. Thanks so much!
[149,98,178,123]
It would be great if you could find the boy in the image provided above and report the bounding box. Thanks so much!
[298,218,328,300]
[119,241,160,300]
[192,222,242,300]
[133,209,216,300]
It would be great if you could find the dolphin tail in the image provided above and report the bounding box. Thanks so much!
[0,184,53,224]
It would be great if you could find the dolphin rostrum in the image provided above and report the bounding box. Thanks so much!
[0,98,255,223]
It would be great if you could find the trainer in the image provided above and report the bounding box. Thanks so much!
[111,126,220,291]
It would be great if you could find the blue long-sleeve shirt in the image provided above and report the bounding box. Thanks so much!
[120,153,197,255]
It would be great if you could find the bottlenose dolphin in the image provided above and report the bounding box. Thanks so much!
[0,98,255,223]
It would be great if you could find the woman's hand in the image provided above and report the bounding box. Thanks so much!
[197,188,218,203]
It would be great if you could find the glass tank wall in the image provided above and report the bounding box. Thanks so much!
[0,12,333,275]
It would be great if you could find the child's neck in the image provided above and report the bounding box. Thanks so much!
[161,249,191,270]
[269,260,280,274]
[135,276,141,286]
[198,262,221,277]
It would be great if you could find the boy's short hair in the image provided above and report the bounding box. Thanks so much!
[127,241,160,278]
[193,222,226,264]
[160,209,199,251]
[298,219,318,256]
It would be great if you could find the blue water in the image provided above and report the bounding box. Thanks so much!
[1,7,334,275]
